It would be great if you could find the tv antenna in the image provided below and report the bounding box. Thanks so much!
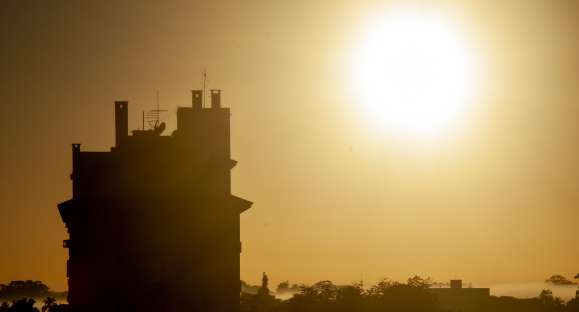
[142,90,167,130]
[202,68,207,107]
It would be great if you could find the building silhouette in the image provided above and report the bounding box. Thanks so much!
[58,90,252,312]
[428,279,490,312]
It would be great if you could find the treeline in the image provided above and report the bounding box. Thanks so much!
[488,290,579,312]
[0,298,67,312]
[241,277,579,312]
[241,280,300,296]
[0,281,67,312]
[1,278,578,312]
[546,275,578,286]
[0,281,66,302]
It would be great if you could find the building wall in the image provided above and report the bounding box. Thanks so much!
[429,282,490,312]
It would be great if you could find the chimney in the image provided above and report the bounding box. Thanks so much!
[211,89,221,109]
[192,90,202,109]
[450,280,462,289]
[114,101,128,147]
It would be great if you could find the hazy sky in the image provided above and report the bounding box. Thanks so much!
[1,0,578,291]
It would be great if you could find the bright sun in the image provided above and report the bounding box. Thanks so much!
[353,10,477,139]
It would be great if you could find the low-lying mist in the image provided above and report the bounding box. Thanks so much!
[490,283,577,301]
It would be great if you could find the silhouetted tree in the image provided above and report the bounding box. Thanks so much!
[0,281,49,301]
[259,273,271,296]
[286,277,442,312]
[276,281,300,294]
[407,275,432,289]
[241,280,261,295]
[247,276,579,312]
[0,299,39,312]
[40,297,66,312]
[240,292,259,312]
[288,281,338,312]
[276,281,290,293]
[546,275,577,286]
[367,278,441,312]
[241,274,283,312]
[40,298,55,312]
[539,289,564,308]
[334,282,364,312]
[565,297,579,312]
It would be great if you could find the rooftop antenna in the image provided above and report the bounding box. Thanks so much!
[143,90,167,130]
[202,69,207,108]
[156,90,159,114]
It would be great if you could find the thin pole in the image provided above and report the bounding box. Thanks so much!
[202,69,207,108]
[156,90,160,127]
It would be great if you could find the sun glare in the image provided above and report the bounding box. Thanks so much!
[353,10,477,139]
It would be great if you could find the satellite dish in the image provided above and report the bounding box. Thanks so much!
[153,122,166,135]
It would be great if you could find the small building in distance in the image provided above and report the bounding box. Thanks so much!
[58,90,252,312]
[429,280,490,312]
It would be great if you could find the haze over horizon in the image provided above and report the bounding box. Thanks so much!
[1,0,578,292]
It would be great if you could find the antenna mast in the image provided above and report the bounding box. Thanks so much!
[202,69,207,108]
[156,90,160,126]
[143,90,167,130]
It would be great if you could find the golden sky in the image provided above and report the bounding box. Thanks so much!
[0,0,578,291]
